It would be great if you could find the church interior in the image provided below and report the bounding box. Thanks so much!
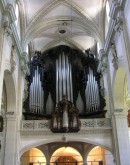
[0,0,130,165]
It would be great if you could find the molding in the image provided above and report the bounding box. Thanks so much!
[6,4,17,23]
[10,23,29,75]
[109,1,120,19]
[1,0,7,10]
[20,129,112,137]
[20,118,112,136]
[104,19,116,53]
[97,0,127,72]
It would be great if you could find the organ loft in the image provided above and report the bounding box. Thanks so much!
[23,45,106,133]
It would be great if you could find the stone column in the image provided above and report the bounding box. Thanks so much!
[114,10,130,92]
[100,53,121,165]
[0,13,7,110]
[113,110,130,165]
[3,113,17,165]
[101,52,130,164]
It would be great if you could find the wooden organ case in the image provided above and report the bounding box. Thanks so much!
[23,46,106,133]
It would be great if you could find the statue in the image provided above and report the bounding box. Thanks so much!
[58,95,72,129]
[50,95,81,133]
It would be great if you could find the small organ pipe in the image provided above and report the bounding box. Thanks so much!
[70,64,73,102]
[89,70,92,111]
[38,72,41,113]
[93,76,96,111]
[91,71,94,111]
[33,70,36,113]
[59,54,62,101]
[29,84,31,111]
[87,71,91,112]
[56,59,59,103]
[36,68,38,113]
[66,56,70,100]
[36,66,39,113]
[35,69,37,113]
[33,76,35,112]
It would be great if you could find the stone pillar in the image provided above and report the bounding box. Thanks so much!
[100,54,121,165]
[82,159,87,165]
[113,110,130,165]
[0,14,7,110]
[101,53,130,165]
[3,113,17,165]
[114,10,130,92]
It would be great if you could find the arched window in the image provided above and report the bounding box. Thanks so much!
[15,4,19,26]
[106,1,110,23]
[26,45,29,55]
[105,1,110,38]
[15,3,21,39]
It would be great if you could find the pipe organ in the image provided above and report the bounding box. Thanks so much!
[23,46,106,122]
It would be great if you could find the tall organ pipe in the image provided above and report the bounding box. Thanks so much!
[87,70,91,112]
[59,54,62,101]
[69,63,73,102]
[56,59,59,103]
[56,53,73,102]
[91,70,94,111]
[62,53,66,95]
[66,55,70,101]
[35,69,38,113]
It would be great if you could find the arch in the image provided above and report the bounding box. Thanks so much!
[23,16,102,51]
[20,148,46,165]
[26,0,98,34]
[23,1,103,50]
[51,146,83,164]
[87,146,114,165]
[113,67,126,110]
[19,135,112,158]
[3,70,16,113]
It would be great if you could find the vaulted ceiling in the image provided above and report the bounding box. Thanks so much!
[21,0,107,55]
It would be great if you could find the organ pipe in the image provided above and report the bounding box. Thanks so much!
[85,68,100,112]
[62,52,66,95]
[66,55,70,101]
[56,53,73,103]
[29,66,44,114]
[59,54,62,101]
[56,59,59,103]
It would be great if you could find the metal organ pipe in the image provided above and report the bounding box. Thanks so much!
[56,59,59,103]
[29,66,45,114]
[66,55,70,101]
[59,54,62,101]
[62,52,66,95]
[85,68,100,112]
[56,53,73,102]
[69,63,73,102]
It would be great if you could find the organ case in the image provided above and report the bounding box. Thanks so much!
[23,46,106,120]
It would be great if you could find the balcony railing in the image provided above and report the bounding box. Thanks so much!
[20,118,111,132]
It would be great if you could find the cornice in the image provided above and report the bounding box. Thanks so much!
[20,129,111,137]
